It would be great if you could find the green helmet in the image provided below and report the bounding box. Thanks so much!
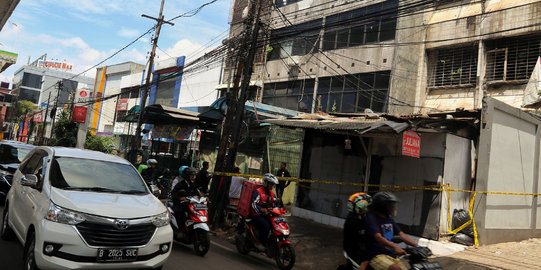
[347,192,372,215]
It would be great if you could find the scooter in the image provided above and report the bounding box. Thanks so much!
[166,196,210,256]
[339,238,443,270]
[235,207,296,270]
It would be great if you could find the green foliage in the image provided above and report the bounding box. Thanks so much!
[85,131,116,154]
[13,100,38,122]
[50,111,77,147]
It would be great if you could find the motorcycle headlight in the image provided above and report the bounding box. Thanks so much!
[45,202,86,225]
[199,216,207,222]
[152,212,170,227]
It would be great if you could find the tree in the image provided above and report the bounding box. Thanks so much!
[12,100,38,122]
[50,111,77,147]
[85,132,116,154]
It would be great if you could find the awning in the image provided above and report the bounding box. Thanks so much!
[143,104,199,125]
[121,104,200,125]
[263,118,410,134]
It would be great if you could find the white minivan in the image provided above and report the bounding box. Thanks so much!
[1,147,172,270]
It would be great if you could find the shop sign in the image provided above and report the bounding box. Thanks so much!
[402,131,420,158]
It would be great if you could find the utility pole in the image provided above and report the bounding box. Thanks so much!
[209,0,264,226]
[39,92,51,145]
[130,0,174,164]
[50,80,62,140]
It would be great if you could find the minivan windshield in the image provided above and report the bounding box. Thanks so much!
[49,157,148,194]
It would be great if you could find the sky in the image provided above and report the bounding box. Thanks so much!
[0,0,231,84]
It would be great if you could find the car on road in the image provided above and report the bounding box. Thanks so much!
[1,146,172,270]
[0,140,35,205]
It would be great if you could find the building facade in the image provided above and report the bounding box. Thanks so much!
[12,55,94,107]
[395,0,541,113]
[88,62,145,135]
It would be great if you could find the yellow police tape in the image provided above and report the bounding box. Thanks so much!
[213,171,541,247]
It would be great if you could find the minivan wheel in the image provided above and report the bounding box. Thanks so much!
[1,206,15,240]
[24,231,39,270]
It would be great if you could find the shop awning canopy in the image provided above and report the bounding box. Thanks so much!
[122,104,200,125]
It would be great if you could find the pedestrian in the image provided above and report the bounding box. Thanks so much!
[275,162,291,206]
[195,161,211,193]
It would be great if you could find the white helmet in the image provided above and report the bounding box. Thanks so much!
[262,173,279,187]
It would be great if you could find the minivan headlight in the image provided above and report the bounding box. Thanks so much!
[152,212,170,227]
[45,202,86,225]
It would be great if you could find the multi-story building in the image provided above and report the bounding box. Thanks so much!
[12,55,94,107]
[88,62,145,135]
[227,0,541,115]
[395,0,541,114]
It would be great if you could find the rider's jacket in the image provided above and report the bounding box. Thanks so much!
[250,186,277,216]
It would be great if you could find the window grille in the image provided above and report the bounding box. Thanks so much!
[486,48,507,81]
[429,45,478,87]
[486,35,541,82]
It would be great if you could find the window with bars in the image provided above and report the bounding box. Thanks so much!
[428,45,478,87]
[262,71,390,113]
[486,35,541,82]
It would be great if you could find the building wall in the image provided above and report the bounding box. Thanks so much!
[89,62,145,134]
[475,98,541,245]
[401,0,541,112]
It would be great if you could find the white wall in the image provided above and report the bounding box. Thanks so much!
[179,64,221,108]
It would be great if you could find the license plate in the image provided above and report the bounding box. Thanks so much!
[193,203,208,210]
[97,248,138,262]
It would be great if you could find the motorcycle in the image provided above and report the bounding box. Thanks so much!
[166,196,210,256]
[155,168,172,199]
[339,238,443,270]
[235,207,296,270]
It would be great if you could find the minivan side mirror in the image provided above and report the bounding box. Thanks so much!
[21,174,39,188]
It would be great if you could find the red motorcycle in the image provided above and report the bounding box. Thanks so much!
[235,207,296,270]
[166,196,210,256]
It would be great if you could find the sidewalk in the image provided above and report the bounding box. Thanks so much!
[218,214,541,269]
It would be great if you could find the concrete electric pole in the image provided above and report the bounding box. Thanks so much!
[209,0,264,226]
[129,0,174,163]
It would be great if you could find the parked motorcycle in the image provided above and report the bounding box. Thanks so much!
[235,207,296,270]
[166,196,210,256]
[339,238,443,270]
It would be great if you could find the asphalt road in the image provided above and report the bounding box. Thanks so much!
[0,206,277,270]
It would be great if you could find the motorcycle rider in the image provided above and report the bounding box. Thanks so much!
[171,167,204,239]
[365,192,418,270]
[172,165,189,191]
[141,159,159,186]
[343,192,372,270]
[250,173,280,251]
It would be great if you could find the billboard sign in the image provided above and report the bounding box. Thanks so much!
[37,60,73,71]
[72,106,87,123]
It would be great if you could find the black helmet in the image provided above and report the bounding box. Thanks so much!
[373,192,399,216]
[182,167,197,179]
